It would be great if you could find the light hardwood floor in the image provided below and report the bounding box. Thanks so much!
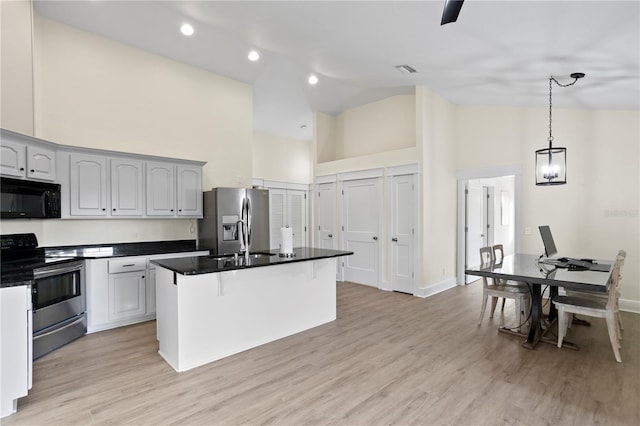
[5,281,639,425]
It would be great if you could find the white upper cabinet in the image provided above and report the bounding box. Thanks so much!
[0,138,56,181]
[176,165,203,217]
[69,153,108,216]
[110,159,144,216]
[146,162,176,216]
[146,162,203,218]
[0,139,26,178]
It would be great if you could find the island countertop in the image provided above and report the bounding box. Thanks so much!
[150,247,353,275]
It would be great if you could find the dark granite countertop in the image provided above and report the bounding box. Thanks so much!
[150,247,353,276]
[44,239,211,259]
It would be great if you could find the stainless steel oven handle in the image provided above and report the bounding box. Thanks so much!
[33,261,84,279]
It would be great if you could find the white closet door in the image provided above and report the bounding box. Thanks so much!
[390,174,414,294]
[317,183,337,250]
[286,190,307,247]
[342,178,380,287]
[269,189,286,249]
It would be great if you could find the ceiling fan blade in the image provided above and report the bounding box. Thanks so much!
[441,0,465,25]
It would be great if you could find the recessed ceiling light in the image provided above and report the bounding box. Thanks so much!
[308,75,319,85]
[248,50,260,62]
[180,23,194,36]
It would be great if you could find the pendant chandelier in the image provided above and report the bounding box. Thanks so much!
[535,72,585,186]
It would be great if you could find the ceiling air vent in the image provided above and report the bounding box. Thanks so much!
[395,64,418,74]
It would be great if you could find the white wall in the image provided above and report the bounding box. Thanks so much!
[0,0,34,134]
[457,106,640,310]
[317,95,416,162]
[1,14,254,247]
[417,86,457,292]
[252,131,312,184]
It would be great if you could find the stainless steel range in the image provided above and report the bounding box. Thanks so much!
[1,234,86,359]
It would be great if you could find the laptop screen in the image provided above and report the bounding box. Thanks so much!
[538,225,558,258]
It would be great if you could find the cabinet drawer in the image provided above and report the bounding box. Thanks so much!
[108,257,147,273]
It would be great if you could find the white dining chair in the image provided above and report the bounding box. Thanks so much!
[478,247,531,331]
[553,253,624,362]
[564,250,626,340]
[492,244,530,313]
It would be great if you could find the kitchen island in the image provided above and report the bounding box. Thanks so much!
[151,247,352,372]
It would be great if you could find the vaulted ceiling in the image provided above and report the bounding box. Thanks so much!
[34,1,640,140]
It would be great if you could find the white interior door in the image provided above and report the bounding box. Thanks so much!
[390,174,414,294]
[342,178,380,287]
[466,184,485,282]
[317,182,339,280]
[286,190,307,247]
[317,183,336,250]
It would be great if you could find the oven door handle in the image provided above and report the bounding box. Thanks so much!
[33,315,85,339]
[33,262,84,279]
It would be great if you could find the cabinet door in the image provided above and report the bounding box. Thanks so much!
[146,162,175,216]
[0,139,26,178]
[70,154,108,216]
[269,189,287,249]
[147,268,156,316]
[0,286,30,417]
[287,190,307,247]
[26,145,56,181]
[108,271,146,321]
[176,165,202,217]
[111,159,143,216]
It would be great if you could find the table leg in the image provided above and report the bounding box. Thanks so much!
[548,286,558,322]
[523,283,542,348]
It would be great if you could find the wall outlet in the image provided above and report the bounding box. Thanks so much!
[524,227,531,235]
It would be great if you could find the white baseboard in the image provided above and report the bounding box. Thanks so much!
[414,278,457,298]
[619,298,640,314]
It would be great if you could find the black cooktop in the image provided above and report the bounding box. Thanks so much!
[1,233,76,287]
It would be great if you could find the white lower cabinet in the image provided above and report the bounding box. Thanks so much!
[86,250,207,333]
[108,271,146,321]
[0,285,32,419]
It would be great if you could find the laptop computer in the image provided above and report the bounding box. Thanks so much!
[538,225,610,272]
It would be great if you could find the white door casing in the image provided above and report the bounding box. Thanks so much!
[456,165,522,286]
[341,177,380,287]
[465,183,485,283]
[389,174,415,294]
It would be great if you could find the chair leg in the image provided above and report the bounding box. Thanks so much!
[515,298,522,332]
[501,297,506,312]
[568,313,574,329]
[490,296,498,318]
[557,307,567,348]
[616,311,623,340]
[479,295,489,325]
[605,312,622,363]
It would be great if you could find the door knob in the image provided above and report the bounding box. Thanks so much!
[392,237,398,242]
[328,234,333,238]
[373,236,378,241]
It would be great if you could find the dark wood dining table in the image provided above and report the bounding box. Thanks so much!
[465,253,613,349]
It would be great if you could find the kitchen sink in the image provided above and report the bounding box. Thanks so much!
[248,252,276,259]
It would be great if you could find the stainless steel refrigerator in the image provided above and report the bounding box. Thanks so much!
[198,188,270,255]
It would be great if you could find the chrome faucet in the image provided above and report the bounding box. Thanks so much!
[236,219,249,261]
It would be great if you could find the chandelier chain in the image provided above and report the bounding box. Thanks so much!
[548,77,553,145]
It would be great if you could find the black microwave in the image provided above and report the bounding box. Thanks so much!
[0,177,61,219]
